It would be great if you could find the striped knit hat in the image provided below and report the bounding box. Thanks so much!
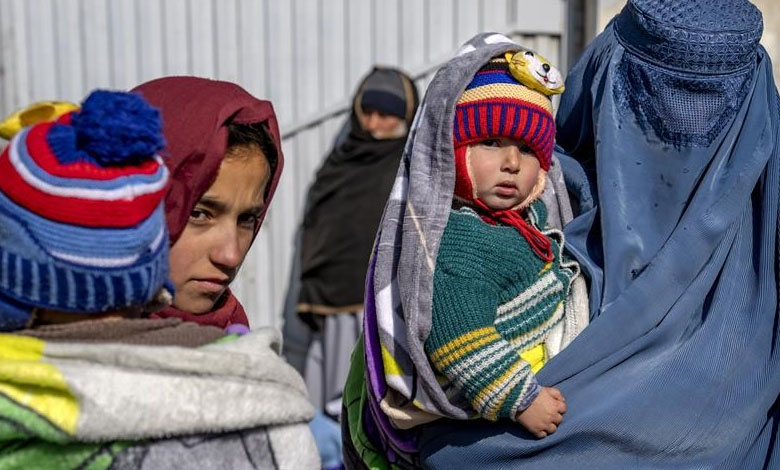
[453,53,559,168]
[0,90,170,330]
[452,51,563,262]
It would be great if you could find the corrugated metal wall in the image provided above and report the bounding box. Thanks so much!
[0,0,564,328]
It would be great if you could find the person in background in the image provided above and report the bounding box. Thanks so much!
[281,67,418,470]
[285,67,419,420]
[0,89,318,469]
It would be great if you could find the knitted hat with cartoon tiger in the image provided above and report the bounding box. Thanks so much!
[452,50,564,262]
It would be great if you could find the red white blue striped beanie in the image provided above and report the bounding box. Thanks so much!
[0,90,170,330]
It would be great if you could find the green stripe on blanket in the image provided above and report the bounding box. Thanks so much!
[343,335,405,470]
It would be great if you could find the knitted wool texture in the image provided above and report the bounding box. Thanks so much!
[425,201,578,421]
[0,91,169,330]
[453,56,555,171]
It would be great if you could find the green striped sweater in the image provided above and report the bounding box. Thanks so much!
[425,201,579,421]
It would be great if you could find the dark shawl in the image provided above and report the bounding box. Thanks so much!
[297,68,419,320]
[132,77,284,329]
[420,2,780,468]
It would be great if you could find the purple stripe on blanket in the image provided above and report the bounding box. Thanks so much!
[362,248,419,456]
[365,377,419,454]
[362,396,404,464]
[363,253,387,398]
[225,323,250,335]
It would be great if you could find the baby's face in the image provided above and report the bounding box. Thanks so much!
[468,137,540,211]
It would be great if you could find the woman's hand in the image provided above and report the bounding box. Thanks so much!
[515,386,567,438]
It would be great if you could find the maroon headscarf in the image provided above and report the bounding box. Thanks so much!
[132,77,284,329]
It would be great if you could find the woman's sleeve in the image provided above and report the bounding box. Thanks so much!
[425,273,539,421]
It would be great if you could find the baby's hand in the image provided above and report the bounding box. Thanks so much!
[515,387,566,438]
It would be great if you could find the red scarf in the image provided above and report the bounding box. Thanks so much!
[132,77,284,329]
[150,289,248,329]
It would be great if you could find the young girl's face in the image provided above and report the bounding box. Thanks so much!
[168,146,271,314]
[468,137,540,211]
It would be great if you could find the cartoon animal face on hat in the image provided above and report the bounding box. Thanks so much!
[505,50,565,96]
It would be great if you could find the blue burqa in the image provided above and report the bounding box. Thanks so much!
[420,1,780,468]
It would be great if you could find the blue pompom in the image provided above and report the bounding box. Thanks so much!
[70,90,165,166]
